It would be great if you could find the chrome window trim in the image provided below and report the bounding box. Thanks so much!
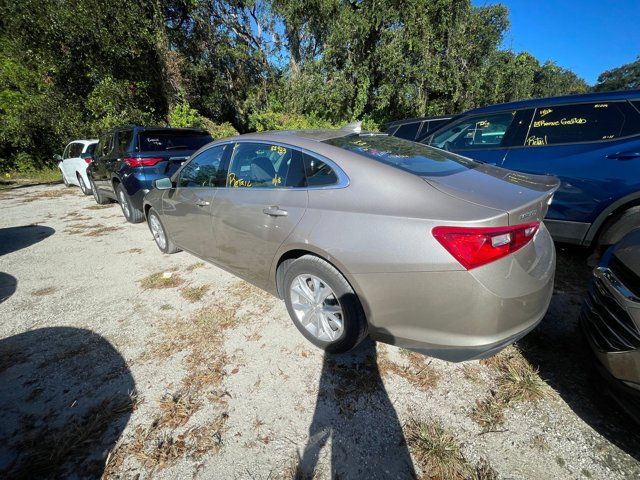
[226,139,350,191]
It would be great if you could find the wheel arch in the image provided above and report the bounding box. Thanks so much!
[585,191,640,246]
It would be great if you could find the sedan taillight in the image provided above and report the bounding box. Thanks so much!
[123,157,163,167]
[432,222,540,270]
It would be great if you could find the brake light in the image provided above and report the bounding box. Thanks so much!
[432,222,540,270]
[83,157,93,164]
[123,156,163,167]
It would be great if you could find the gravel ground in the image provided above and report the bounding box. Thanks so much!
[0,183,639,479]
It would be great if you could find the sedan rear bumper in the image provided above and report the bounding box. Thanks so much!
[349,223,556,362]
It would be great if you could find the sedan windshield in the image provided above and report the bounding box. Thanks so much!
[323,134,478,176]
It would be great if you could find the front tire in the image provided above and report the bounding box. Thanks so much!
[282,255,367,353]
[147,208,179,254]
[90,177,110,205]
[116,184,144,223]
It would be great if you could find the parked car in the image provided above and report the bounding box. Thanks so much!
[385,115,455,142]
[87,126,213,223]
[55,139,98,195]
[580,229,640,422]
[143,128,559,361]
[423,90,640,249]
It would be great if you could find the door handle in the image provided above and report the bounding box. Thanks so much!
[607,151,640,160]
[263,205,288,217]
[195,200,210,207]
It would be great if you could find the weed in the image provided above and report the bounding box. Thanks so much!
[186,262,205,272]
[380,350,440,391]
[31,286,56,296]
[180,285,210,302]
[85,204,113,210]
[140,271,185,289]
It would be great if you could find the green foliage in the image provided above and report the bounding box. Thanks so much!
[201,119,239,140]
[168,102,205,129]
[594,56,640,92]
[248,110,338,131]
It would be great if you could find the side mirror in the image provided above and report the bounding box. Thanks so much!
[154,177,173,190]
[53,154,63,162]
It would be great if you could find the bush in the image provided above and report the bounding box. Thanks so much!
[248,110,338,132]
[168,102,205,129]
[201,119,238,140]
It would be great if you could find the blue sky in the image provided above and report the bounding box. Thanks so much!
[473,0,640,85]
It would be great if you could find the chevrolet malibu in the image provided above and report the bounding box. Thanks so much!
[143,128,559,361]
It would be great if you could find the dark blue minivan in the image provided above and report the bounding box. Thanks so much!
[88,126,213,223]
[423,90,640,248]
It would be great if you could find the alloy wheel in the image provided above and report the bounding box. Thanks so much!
[149,214,167,250]
[289,274,344,342]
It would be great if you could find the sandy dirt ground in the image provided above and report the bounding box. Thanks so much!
[1,183,639,479]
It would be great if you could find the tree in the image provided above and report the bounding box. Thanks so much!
[594,56,640,92]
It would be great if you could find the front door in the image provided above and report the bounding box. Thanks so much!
[211,142,308,287]
[162,144,229,257]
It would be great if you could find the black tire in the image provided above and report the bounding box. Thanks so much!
[77,173,91,195]
[282,255,368,353]
[116,184,144,223]
[90,177,110,205]
[60,170,70,187]
[147,207,180,254]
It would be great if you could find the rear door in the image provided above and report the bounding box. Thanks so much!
[428,110,532,165]
[210,142,308,286]
[502,101,640,240]
[64,142,85,180]
[162,143,230,257]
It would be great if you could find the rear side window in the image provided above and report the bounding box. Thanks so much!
[430,112,516,150]
[138,131,212,152]
[117,130,134,154]
[303,153,338,186]
[324,134,478,177]
[227,143,298,188]
[394,122,421,140]
[179,144,228,188]
[85,143,97,155]
[525,102,630,146]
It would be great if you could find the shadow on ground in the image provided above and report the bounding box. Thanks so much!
[297,339,415,479]
[519,245,640,462]
[0,327,136,478]
[0,272,17,303]
[0,225,55,256]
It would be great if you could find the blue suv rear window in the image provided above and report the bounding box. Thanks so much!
[138,131,212,152]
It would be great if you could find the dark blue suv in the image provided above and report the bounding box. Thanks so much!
[88,125,213,223]
[423,90,640,248]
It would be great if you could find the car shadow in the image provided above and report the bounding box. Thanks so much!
[296,339,416,478]
[519,245,640,461]
[0,272,17,303]
[0,327,136,478]
[0,225,55,256]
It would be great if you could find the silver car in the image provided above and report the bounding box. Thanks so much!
[143,128,559,361]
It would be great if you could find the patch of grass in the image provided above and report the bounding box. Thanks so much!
[160,304,174,311]
[84,226,121,237]
[10,392,139,478]
[1,167,61,186]
[460,363,484,384]
[280,456,320,480]
[379,350,440,391]
[158,393,201,428]
[471,346,547,432]
[470,458,499,480]
[85,204,113,210]
[405,419,470,480]
[21,187,79,202]
[140,270,185,290]
[531,434,548,451]
[180,285,210,303]
[185,262,205,272]
[64,223,121,237]
[31,286,56,297]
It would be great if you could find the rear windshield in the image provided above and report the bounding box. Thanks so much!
[138,131,212,152]
[323,134,478,176]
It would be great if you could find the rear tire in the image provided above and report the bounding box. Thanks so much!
[77,173,91,195]
[147,208,179,254]
[282,255,367,353]
[90,177,110,205]
[116,184,144,223]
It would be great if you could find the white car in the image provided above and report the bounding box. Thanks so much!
[56,139,98,195]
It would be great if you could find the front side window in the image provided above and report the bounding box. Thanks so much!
[524,102,628,146]
[430,112,516,150]
[98,134,113,158]
[227,143,297,188]
[179,144,228,188]
[62,144,71,159]
[394,122,421,140]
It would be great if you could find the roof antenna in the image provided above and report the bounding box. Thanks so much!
[341,120,362,134]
